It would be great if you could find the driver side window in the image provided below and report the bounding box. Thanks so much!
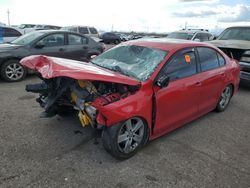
[161,48,197,81]
[38,34,64,47]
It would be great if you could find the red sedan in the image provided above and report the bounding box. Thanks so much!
[21,39,240,159]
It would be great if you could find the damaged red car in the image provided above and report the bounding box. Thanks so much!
[21,39,240,159]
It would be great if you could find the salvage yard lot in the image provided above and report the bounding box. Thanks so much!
[0,76,250,188]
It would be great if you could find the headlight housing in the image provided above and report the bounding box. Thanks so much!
[240,50,250,62]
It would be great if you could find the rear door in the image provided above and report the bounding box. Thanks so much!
[196,47,227,114]
[64,33,89,61]
[153,48,200,136]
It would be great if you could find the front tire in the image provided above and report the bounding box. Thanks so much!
[102,117,148,160]
[0,60,27,82]
[216,85,233,112]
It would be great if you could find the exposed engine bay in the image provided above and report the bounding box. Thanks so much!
[26,76,139,128]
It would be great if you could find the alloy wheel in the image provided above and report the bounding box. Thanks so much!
[219,86,232,109]
[5,63,24,81]
[117,117,145,154]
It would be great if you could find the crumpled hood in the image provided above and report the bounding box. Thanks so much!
[20,55,140,86]
[0,43,22,52]
[209,40,250,50]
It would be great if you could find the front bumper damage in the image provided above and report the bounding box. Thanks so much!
[26,76,138,129]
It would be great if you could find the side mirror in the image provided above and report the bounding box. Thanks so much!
[194,38,201,42]
[155,75,170,88]
[35,41,45,48]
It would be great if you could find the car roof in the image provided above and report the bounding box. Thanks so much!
[225,26,250,29]
[63,26,96,28]
[0,26,19,30]
[127,38,216,52]
[34,30,84,34]
[172,30,210,34]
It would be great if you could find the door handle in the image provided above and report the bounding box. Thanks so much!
[195,82,202,86]
[220,72,226,77]
[219,72,225,77]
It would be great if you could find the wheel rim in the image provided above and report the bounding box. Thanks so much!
[5,63,24,80]
[219,86,232,109]
[117,117,145,154]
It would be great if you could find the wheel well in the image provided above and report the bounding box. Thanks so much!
[229,83,234,97]
[0,58,21,69]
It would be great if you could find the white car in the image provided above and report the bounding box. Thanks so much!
[0,26,22,44]
[61,26,99,38]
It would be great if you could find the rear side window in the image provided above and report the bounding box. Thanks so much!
[3,28,22,37]
[68,34,87,45]
[198,47,220,71]
[68,27,77,32]
[217,53,226,66]
[194,33,209,42]
[89,27,98,34]
[162,48,197,81]
[79,27,89,34]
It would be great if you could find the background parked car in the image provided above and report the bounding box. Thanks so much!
[209,26,250,84]
[167,29,214,42]
[0,26,22,44]
[17,24,36,34]
[33,25,61,30]
[116,33,129,41]
[0,30,105,82]
[61,26,99,38]
[100,32,121,44]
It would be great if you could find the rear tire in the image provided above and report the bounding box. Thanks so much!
[114,39,120,44]
[0,60,27,82]
[216,85,233,112]
[102,117,148,160]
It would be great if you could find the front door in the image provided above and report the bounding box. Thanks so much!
[30,33,67,58]
[153,48,200,137]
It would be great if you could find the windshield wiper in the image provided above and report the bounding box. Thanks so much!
[110,65,130,76]
[113,65,122,73]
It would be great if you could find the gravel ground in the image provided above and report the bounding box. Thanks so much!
[0,76,249,188]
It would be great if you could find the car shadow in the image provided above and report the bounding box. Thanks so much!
[239,82,250,91]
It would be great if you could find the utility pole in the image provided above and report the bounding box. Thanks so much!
[184,21,187,30]
[7,9,10,26]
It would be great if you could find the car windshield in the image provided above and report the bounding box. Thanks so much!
[11,32,44,45]
[218,27,250,41]
[91,45,167,81]
[167,32,194,40]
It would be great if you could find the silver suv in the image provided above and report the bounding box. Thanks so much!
[61,26,99,38]
[167,29,214,42]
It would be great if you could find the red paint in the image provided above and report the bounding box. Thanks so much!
[21,40,240,140]
[20,55,140,86]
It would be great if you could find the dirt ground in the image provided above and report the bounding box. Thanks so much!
[0,76,249,188]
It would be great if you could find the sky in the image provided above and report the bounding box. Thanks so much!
[0,0,250,34]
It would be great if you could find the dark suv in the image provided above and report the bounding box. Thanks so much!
[0,30,105,82]
[100,32,121,44]
[210,26,250,84]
